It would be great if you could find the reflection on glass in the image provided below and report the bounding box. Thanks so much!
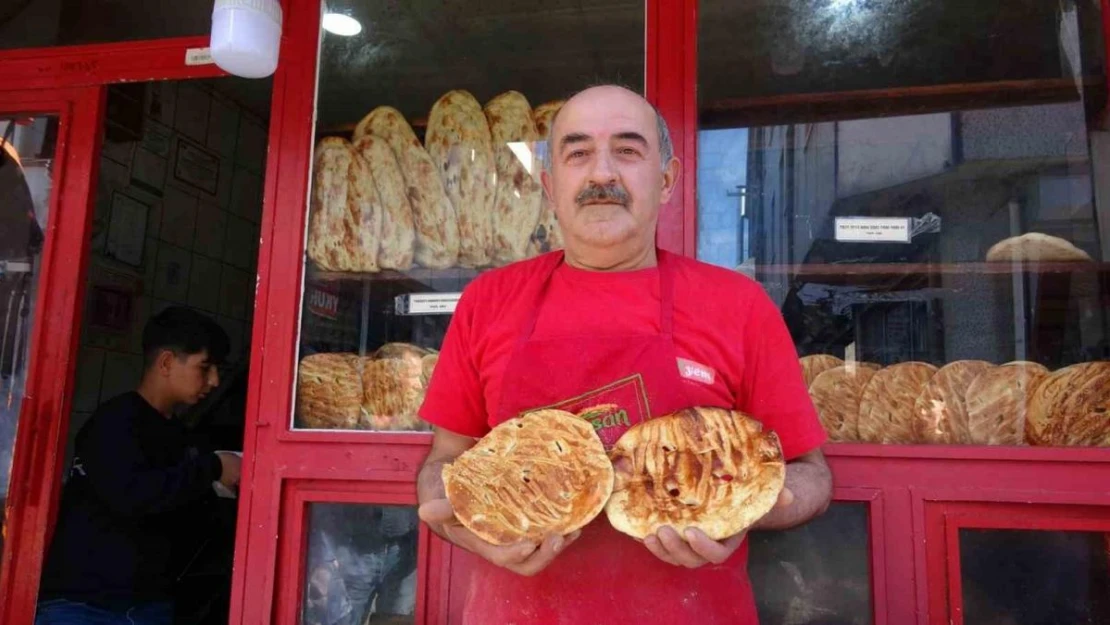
[0,115,54,556]
[960,529,1110,625]
[293,0,646,431]
[0,0,213,50]
[697,0,1109,447]
[749,502,872,625]
[302,504,419,625]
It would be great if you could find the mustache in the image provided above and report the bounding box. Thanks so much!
[576,182,631,207]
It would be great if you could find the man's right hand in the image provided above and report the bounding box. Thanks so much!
[418,498,579,577]
[215,451,242,488]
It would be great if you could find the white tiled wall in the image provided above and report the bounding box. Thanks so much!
[70,79,267,447]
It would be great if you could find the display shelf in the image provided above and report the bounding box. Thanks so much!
[758,261,1109,281]
[307,264,483,284]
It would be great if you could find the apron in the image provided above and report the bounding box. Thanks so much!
[461,250,758,625]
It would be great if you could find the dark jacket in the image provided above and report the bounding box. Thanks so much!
[39,392,223,610]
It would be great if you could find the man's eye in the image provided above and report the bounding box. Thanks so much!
[617,147,639,156]
[567,150,587,159]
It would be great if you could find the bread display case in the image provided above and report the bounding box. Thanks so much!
[226,0,1110,624]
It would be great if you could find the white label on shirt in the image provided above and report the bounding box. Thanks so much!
[677,358,716,385]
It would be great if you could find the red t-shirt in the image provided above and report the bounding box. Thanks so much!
[420,251,826,460]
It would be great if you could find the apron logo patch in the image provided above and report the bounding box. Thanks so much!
[677,358,716,385]
[577,404,632,432]
[532,374,651,449]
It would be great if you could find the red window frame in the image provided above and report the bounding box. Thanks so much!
[0,1,1106,625]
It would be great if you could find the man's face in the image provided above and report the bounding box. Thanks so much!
[542,86,679,254]
[164,349,220,406]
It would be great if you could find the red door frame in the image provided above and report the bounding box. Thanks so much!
[0,34,240,625]
[0,86,104,625]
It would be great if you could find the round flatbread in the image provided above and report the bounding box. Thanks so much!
[985,232,1092,263]
[1031,362,1110,447]
[297,353,362,429]
[913,360,995,444]
[809,363,880,442]
[605,407,785,541]
[800,354,845,388]
[444,409,613,545]
[858,362,938,444]
[965,362,1048,445]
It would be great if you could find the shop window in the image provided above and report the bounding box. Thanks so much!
[0,114,53,559]
[697,0,1110,448]
[959,529,1110,624]
[0,0,214,50]
[302,503,420,625]
[292,0,645,432]
[748,502,873,625]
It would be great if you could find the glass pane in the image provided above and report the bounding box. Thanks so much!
[0,0,212,50]
[960,529,1110,625]
[748,502,872,625]
[293,0,646,431]
[302,504,419,625]
[0,115,55,556]
[698,0,1110,447]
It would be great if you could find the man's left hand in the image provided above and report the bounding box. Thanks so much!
[644,487,795,568]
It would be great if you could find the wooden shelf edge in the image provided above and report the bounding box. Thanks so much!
[757,261,1109,278]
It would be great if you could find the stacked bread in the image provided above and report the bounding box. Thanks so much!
[307,91,566,272]
[803,355,1110,447]
[296,343,439,431]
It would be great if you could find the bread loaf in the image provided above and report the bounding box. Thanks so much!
[858,362,938,444]
[426,90,497,268]
[528,100,565,256]
[913,360,994,444]
[306,138,383,272]
[297,353,362,429]
[800,355,844,388]
[355,107,459,268]
[352,134,416,270]
[1031,362,1110,446]
[965,362,1048,445]
[443,409,613,545]
[809,364,879,442]
[606,407,784,541]
[985,232,1092,262]
[484,91,544,265]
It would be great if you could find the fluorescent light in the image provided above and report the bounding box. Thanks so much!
[322,13,362,36]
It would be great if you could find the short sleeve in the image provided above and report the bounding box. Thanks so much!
[739,288,828,460]
[418,284,491,438]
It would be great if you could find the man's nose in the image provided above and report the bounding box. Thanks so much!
[210,369,220,387]
[587,150,618,185]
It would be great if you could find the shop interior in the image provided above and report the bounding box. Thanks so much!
[62,75,271,625]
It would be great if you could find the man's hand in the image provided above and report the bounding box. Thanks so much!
[418,498,580,577]
[643,487,794,568]
[215,451,242,488]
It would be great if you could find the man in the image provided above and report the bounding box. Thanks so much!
[37,307,242,625]
[417,85,832,624]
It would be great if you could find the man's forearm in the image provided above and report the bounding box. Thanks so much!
[417,459,448,504]
[754,453,832,531]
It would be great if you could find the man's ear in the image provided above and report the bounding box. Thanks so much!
[541,168,554,204]
[154,350,176,376]
[659,157,681,205]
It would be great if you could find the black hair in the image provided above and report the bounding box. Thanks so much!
[141,306,231,369]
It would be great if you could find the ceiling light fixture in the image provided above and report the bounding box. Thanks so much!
[322,13,362,36]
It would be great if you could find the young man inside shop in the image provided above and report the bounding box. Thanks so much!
[36,306,242,625]
[416,84,834,624]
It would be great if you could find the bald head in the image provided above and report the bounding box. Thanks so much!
[539,84,681,271]
[545,85,673,172]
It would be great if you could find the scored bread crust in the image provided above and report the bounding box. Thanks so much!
[484,91,544,265]
[1032,362,1110,446]
[857,362,938,444]
[800,354,845,388]
[809,363,880,442]
[965,361,1048,446]
[444,409,613,545]
[913,360,995,444]
[297,353,362,429]
[605,407,785,541]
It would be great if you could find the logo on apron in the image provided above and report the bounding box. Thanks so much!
[531,374,651,449]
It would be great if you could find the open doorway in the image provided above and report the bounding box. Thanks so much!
[43,75,271,625]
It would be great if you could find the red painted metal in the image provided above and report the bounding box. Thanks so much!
[0,37,227,90]
[0,86,104,625]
